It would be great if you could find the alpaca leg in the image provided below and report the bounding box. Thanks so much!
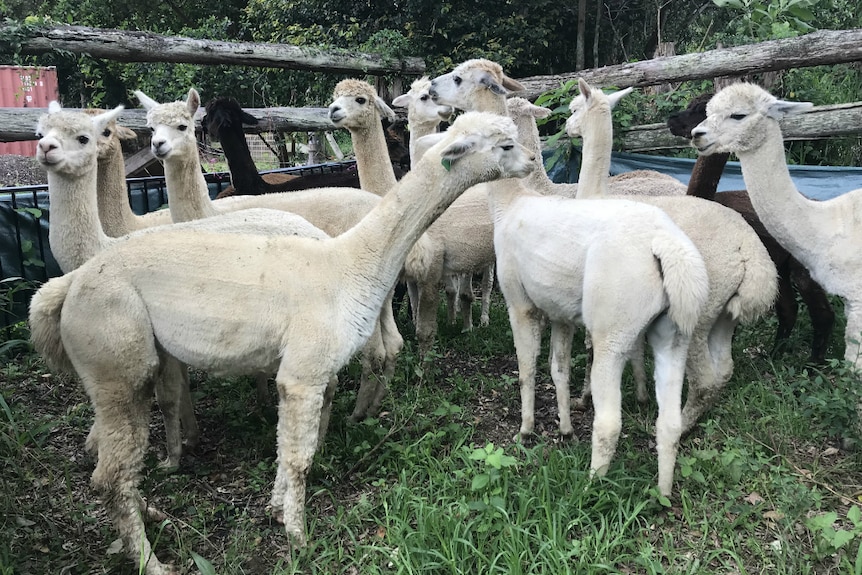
[587,346,626,479]
[549,322,575,436]
[407,279,420,326]
[318,376,338,443]
[444,274,461,325]
[479,263,494,327]
[88,377,172,575]
[790,262,835,364]
[176,364,199,448]
[416,280,442,359]
[154,356,183,471]
[374,291,404,414]
[271,363,331,547]
[628,337,650,405]
[770,270,798,357]
[843,301,862,372]
[254,373,271,408]
[351,321,386,422]
[646,314,687,497]
[459,273,475,333]
[508,305,544,438]
[575,329,594,410]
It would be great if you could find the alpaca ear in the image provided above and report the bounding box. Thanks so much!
[240,110,259,126]
[375,96,397,122]
[391,93,411,108]
[766,99,813,120]
[440,134,478,163]
[186,88,201,116]
[502,74,525,93]
[134,90,159,110]
[92,105,125,133]
[577,78,593,99]
[48,101,62,114]
[115,124,138,140]
[607,86,634,109]
[479,72,508,96]
[530,103,553,119]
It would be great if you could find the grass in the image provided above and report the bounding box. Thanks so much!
[2,290,862,574]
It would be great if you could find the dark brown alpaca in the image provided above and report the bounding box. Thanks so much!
[202,97,409,199]
[667,94,835,363]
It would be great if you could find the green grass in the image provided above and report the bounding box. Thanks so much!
[2,292,861,574]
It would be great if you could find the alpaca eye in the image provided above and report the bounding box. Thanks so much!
[103,129,111,137]
[454,77,462,86]
[178,125,188,131]
[78,135,90,145]
[501,145,514,151]
[356,97,367,105]
[35,132,42,138]
[149,127,155,133]
[730,114,747,120]
[420,95,429,101]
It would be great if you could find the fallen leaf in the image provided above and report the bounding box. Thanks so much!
[106,538,124,555]
[744,492,764,505]
[822,447,840,457]
[764,510,785,521]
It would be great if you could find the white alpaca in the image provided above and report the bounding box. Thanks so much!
[87,112,174,236]
[29,111,535,575]
[392,76,496,331]
[35,103,329,470]
[134,87,403,422]
[691,82,862,370]
[430,59,713,496]
[505,93,687,201]
[564,78,777,431]
[328,78,399,196]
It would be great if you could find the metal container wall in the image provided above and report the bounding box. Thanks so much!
[0,66,59,156]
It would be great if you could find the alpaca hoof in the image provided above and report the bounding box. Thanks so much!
[573,397,589,411]
[158,458,180,473]
[285,524,307,548]
[480,317,490,327]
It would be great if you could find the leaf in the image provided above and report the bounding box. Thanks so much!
[191,551,217,575]
[849,505,862,526]
[831,529,855,549]
[763,510,785,521]
[471,473,490,491]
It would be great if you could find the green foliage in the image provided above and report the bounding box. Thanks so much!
[807,506,862,572]
[712,0,821,40]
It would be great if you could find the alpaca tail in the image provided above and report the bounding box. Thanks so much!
[404,232,436,281]
[652,233,710,336]
[29,273,75,373]
[725,234,778,324]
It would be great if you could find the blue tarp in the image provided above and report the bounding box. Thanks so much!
[546,148,862,201]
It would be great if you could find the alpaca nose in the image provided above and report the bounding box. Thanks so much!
[690,126,707,139]
[38,140,57,154]
[151,139,167,155]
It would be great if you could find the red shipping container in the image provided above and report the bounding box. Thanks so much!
[0,65,60,157]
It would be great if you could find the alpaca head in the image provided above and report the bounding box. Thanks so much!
[201,97,258,143]
[690,82,813,156]
[666,92,713,139]
[328,79,396,131]
[83,108,138,162]
[134,87,201,161]
[565,78,632,138]
[391,76,454,126]
[428,59,525,112]
[416,111,535,181]
[506,97,552,152]
[35,102,125,178]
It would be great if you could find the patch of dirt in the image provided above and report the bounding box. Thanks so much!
[0,154,47,188]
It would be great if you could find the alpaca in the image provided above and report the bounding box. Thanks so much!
[430,59,712,496]
[690,82,862,371]
[328,79,400,196]
[34,102,331,471]
[85,111,175,237]
[666,93,835,363]
[29,111,536,574]
[504,98,687,200]
[200,97,362,199]
[392,76,495,331]
[135,87,404,422]
[563,78,777,431]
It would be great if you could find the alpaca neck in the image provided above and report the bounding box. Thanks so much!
[735,121,833,276]
[574,111,612,198]
[472,92,508,116]
[517,122,557,194]
[686,153,729,200]
[352,124,397,196]
[486,178,536,225]
[47,167,112,272]
[334,154,493,304]
[407,116,441,163]
[96,150,139,237]
[220,127,267,193]
[163,152,219,222]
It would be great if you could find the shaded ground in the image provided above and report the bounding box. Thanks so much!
[0,155,47,188]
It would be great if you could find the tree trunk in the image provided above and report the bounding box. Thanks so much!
[516,28,862,100]
[576,0,586,71]
[1,24,426,76]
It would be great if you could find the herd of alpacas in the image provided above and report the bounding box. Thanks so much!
[24,56,862,574]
